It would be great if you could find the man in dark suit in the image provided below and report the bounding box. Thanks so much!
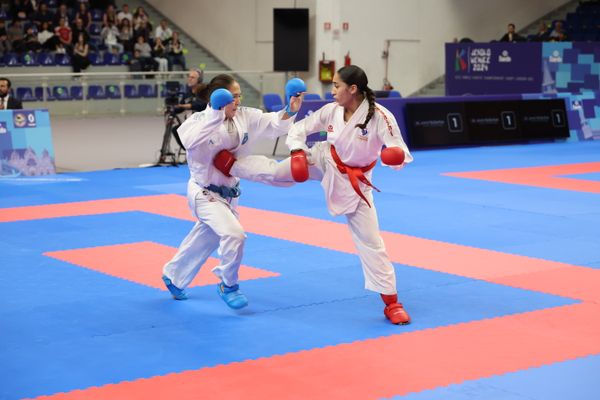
[0,77,23,110]
[499,23,525,42]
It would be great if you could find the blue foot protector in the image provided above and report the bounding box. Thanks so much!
[217,283,248,309]
[162,275,188,300]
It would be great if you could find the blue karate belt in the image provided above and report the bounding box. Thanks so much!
[204,183,241,199]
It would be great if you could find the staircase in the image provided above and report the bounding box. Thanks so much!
[412,0,579,97]
[132,0,263,108]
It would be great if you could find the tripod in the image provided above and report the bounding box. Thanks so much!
[158,109,186,166]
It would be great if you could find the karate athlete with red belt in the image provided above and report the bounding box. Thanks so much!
[287,65,413,324]
[161,74,303,310]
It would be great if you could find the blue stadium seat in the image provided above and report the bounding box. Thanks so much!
[105,84,121,99]
[89,52,104,66]
[91,8,103,21]
[324,92,334,100]
[263,93,284,112]
[388,90,402,98]
[16,87,36,102]
[103,52,121,65]
[88,85,107,99]
[55,53,71,66]
[121,52,133,65]
[38,52,55,66]
[124,84,140,98]
[304,93,321,100]
[34,87,55,101]
[70,86,83,100]
[89,23,102,36]
[22,52,39,66]
[138,84,157,98]
[53,86,71,101]
[5,53,22,66]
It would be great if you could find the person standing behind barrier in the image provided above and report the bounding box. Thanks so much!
[0,78,23,110]
[161,74,303,310]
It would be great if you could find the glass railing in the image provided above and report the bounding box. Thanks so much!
[2,70,288,116]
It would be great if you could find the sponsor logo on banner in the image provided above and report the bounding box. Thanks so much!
[469,48,491,72]
[0,121,7,134]
[455,48,468,72]
[13,111,37,128]
[549,50,562,63]
[498,50,512,63]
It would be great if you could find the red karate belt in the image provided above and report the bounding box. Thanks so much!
[330,145,380,208]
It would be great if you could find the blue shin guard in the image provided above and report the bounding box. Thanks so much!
[162,275,188,300]
[217,283,248,309]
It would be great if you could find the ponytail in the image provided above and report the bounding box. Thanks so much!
[355,87,375,130]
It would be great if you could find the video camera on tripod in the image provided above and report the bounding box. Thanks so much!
[158,81,186,165]
[164,80,184,115]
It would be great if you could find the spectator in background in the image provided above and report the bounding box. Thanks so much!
[168,31,186,70]
[102,21,122,54]
[7,19,26,54]
[24,25,41,52]
[133,6,150,30]
[133,35,155,71]
[103,4,117,28]
[0,20,10,55]
[549,21,568,42]
[0,78,23,110]
[71,32,90,74]
[11,0,35,21]
[117,3,133,25]
[531,21,550,42]
[33,3,54,30]
[53,3,71,28]
[75,3,92,30]
[37,21,55,51]
[71,17,90,46]
[133,18,151,42]
[152,37,169,72]
[499,23,525,42]
[155,19,172,44]
[118,18,134,52]
[54,17,72,53]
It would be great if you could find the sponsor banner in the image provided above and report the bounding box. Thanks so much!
[446,42,543,95]
[0,109,55,177]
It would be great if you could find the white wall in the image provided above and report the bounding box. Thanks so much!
[147,0,569,96]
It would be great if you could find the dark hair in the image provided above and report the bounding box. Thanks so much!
[0,77,11,88]
[508,23,515,29]
[200,73,236,102]
[337,65,375,130]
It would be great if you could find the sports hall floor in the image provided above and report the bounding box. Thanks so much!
[1,140,599,400]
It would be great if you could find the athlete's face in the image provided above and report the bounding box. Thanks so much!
[331,73,357,107]
[224,81,242,119]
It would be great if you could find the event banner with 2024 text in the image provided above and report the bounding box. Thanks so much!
[446,42,600,96]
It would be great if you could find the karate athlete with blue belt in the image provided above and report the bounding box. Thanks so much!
[161,74,304,310]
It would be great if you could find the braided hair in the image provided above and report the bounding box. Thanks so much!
[337,65,376,130]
